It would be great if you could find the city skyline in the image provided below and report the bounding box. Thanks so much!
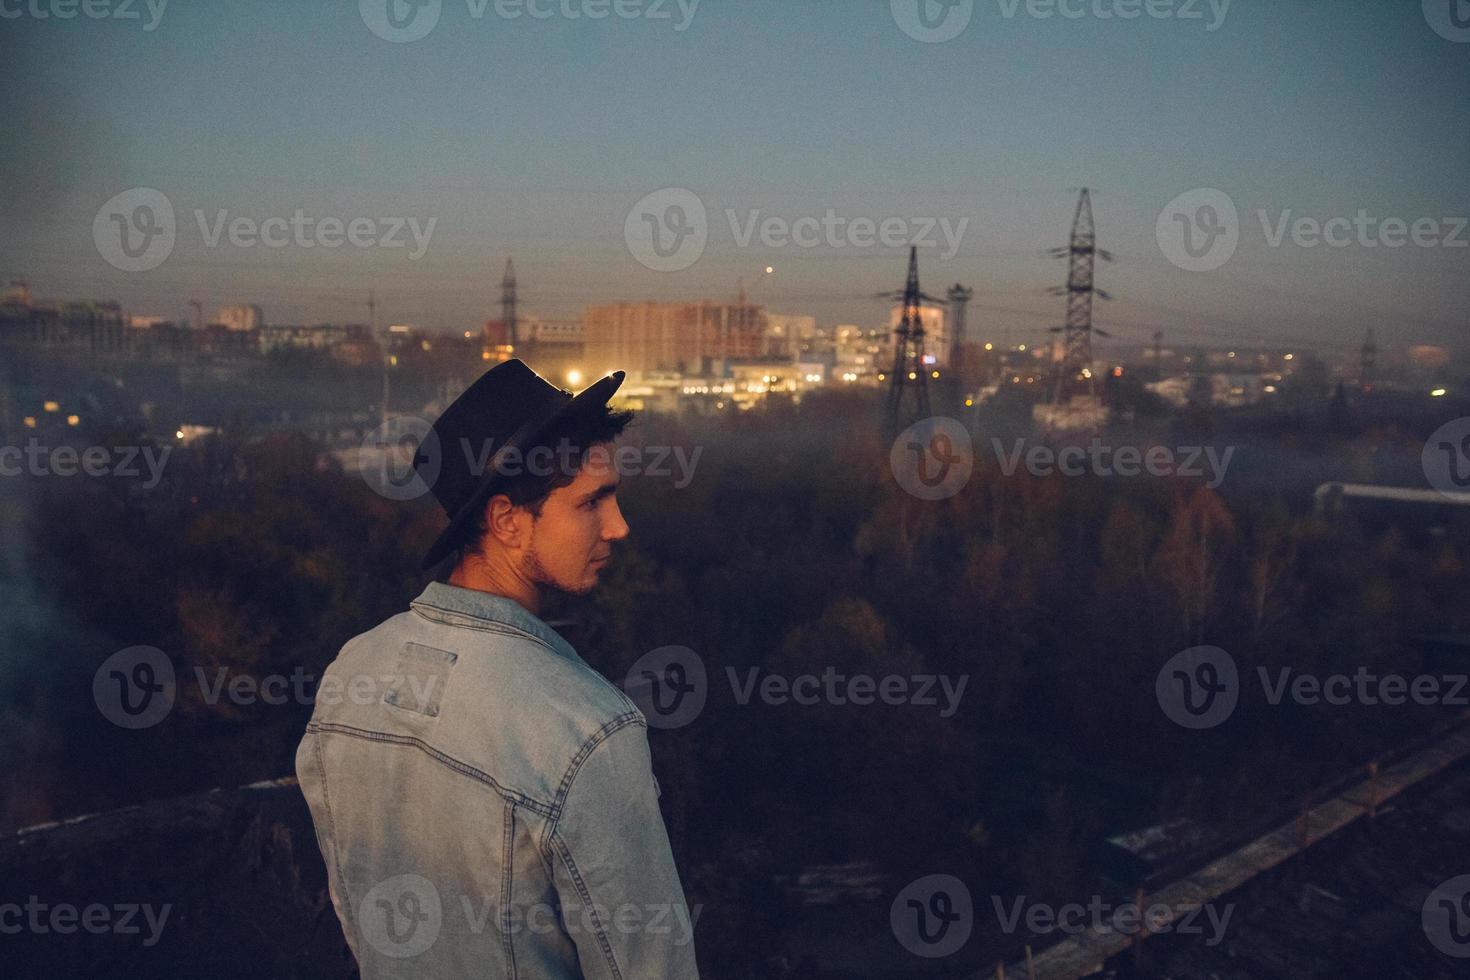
[3,1,1467,355]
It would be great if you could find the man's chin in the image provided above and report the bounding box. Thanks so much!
[540,572,600,598]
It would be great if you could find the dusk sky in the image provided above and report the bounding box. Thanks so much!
[3,0,1467,355]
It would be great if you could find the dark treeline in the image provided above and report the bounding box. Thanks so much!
[2,388,1468,977]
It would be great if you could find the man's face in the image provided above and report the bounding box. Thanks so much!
[521,444,629,595]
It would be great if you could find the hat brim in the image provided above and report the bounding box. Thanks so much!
[420,370,625,570]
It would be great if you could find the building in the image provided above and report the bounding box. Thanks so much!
[887,303,950,369]
[0,297,127,353]
[582,301,766,378]
[519,316,583,347]
[259,323,372,352]
[258,323,377,365]
[833,325,886,384]
[215,304,264,333]
[764,313,816,359]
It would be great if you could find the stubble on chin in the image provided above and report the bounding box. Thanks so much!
[522,540,597,597]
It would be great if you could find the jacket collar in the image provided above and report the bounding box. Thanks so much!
[410,581,585,666]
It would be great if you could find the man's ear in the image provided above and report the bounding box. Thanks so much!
[483,493,529,549]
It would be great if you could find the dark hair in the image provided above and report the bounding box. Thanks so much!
[457,402,634,558]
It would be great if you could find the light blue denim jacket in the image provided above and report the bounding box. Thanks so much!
[295,582,699,979]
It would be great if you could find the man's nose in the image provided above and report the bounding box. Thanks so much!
[603,499,630,541]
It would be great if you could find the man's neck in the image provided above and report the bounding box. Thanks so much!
[447,556,543,617]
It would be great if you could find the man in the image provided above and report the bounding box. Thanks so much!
[296,359,700,979]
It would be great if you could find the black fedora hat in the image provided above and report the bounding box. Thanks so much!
[414,359,625,570]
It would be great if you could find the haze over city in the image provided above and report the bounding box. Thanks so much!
[3,0,1467,354]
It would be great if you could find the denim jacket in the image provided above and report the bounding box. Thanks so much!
[295,582,700,979]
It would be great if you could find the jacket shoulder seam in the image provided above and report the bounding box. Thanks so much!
[544,712,646,842]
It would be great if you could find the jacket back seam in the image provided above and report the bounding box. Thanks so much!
[305,720,557,818]
[501,798,518,978]
[309,733,358,940]
[549,830,625,980]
